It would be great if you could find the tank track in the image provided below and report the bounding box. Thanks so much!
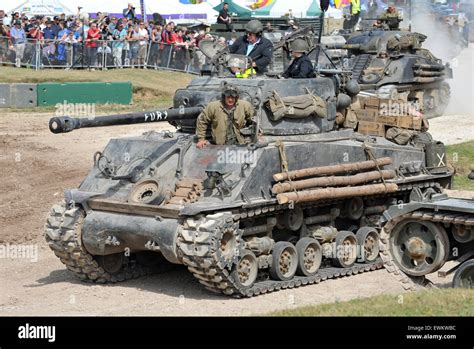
[380,209,474,290]
[178,180,444,297]
[44,202,169,283]
[179,212,383,297]
[44,179,444,293]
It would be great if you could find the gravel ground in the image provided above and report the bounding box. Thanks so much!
[428,114,474,145]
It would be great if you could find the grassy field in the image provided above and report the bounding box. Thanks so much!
[0,66,193,112]
[446,141,474,191]
[270,289,474,316]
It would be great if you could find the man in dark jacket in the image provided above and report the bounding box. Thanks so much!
[217,2,233,32]
[229,19,273,74]
[282,38,315,79]
[123,3,136,21]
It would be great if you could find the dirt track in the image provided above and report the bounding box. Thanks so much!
[0,110,471,316]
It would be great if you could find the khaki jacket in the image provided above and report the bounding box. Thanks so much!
[196,99,254,145]
[382,10,400,19]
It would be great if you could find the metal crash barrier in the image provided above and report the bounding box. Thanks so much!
[0,37,211,74]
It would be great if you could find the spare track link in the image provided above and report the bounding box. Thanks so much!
[163,178,203,208]
[44,202,163,283]
[380,209,474,290]
[179,212,384,298]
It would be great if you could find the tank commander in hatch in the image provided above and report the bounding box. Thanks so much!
[196,85,255,149]
[229,19,274,75]
[282,38,316,79]
[381,2,402,30]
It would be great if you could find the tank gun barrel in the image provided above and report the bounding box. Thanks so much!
[362,17,402,22]
[49,107,203,134]
[274,26,313,51]
[324,43,362,50]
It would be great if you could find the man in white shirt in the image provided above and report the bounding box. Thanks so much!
[137,21,149,68]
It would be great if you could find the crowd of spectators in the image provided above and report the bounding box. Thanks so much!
[0,4,229,72]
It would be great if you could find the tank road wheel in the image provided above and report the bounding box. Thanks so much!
[453,260,474,289]
[219,228,239,268]
[270,241,298,281]
[389,220,449,277]
[44,201,154,283]
[295,238,322,276]
[344,197,364,220]
[424,83,451,119]
[356,227,380,263]
[283,207,304,232]
[95,254,125,274]
[426,83,451,119]
[332,231,358,268]
[179,212,245,296]
[231,250,258,289]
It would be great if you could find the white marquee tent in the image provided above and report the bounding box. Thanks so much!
[56,0,218,23]
[2,0,326,22]
[207,0,321,18]
[4,0,74,16]
[2,0,218,23]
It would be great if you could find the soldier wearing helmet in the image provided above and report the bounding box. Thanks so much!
[282,38,316,79]
[381,2,402,30]
[229,19,274,74]
[196,84,255,148]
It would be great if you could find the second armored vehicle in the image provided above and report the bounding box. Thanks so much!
[338,29,452,118]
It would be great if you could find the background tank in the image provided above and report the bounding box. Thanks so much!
[335,30,453,118]
[44,3,455,297]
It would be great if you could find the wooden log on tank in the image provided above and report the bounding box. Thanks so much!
[272,170,396,194]
[273,157,393,182]
[276,183,399,205]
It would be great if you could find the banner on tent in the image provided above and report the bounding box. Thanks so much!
[12,0,74,16]
[180,0,207,3]
[248,0,276,10]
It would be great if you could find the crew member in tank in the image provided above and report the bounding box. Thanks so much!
[282,38,316,79]
[229,19,274,75]
[196,85,255,149]
[381,2,401,30]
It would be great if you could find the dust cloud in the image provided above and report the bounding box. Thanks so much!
[408,4,473,115]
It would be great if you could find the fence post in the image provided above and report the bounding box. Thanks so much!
[145,41,151,68]
[102,41,106,71]
[167,43,173,69]
[36,40,41,71]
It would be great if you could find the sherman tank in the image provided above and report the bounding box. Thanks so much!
[326,29,453,119]
[45,66,457,296]
[44,5,462,297]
